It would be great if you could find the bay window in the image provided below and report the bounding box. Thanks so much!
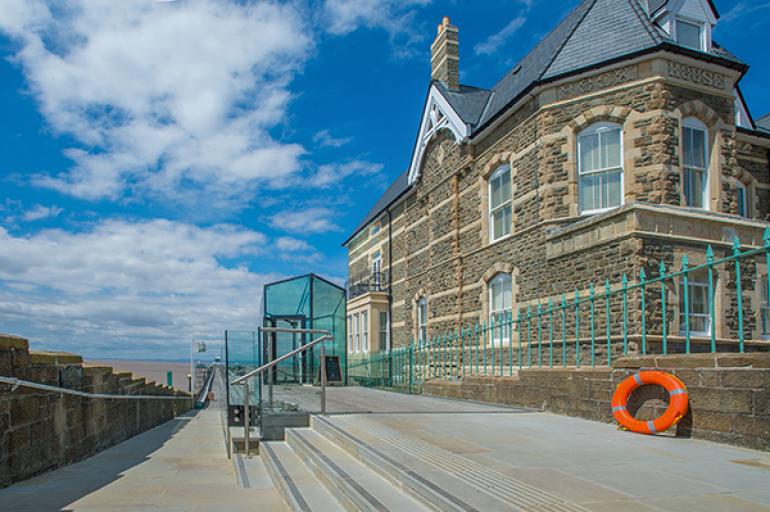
[362,311,368,353]
[578,123,623,214]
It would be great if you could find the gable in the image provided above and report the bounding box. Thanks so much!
[407,84,469,185]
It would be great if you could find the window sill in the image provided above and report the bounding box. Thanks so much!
[488,234,513,247]
[579,206,622,217]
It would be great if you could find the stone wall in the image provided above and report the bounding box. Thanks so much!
[0,334,191,488]
[424,352,770,452]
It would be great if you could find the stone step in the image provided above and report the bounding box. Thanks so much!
[229,426,260,455]
[260,441,344,512]
[311,415,587,512]
[286,427,430,512]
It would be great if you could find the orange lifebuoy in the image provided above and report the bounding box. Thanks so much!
[611,371,689,435]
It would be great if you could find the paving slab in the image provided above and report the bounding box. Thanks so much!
[308,388,770,511]
[0,406,285,512]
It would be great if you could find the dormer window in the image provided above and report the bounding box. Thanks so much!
[676,18,704,51]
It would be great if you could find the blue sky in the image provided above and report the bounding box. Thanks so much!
[1,0,768,359]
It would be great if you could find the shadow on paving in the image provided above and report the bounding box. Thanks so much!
[0,409,200,512]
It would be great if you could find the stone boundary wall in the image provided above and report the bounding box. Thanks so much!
[424,353,770,452]
[0,334,191,488]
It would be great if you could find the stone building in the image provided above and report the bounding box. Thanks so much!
[343,0,770,359]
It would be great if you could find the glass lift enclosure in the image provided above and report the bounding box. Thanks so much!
[225,274,346,428]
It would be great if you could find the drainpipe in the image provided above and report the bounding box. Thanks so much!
[387,207,393,352]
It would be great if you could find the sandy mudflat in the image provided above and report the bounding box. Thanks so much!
[87,359,194,391]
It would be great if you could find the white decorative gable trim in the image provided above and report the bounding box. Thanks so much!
[407,85,469,185]
[734,88,753,130]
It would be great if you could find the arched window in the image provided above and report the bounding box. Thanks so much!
[578,122,623,214]
[488,164,512,242]
[417,297,428,343]
[682,117,709,209]
[488,273,512,343]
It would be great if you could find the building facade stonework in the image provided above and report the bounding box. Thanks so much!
[344,0,770,360]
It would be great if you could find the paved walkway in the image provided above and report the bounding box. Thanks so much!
[0,407,285,512]
[268,386,770,511]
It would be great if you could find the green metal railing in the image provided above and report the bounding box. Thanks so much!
[348,230,770,394]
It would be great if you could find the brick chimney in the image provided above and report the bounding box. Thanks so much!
[431,16,459,90]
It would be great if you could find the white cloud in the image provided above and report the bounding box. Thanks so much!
[474,16,527,56]
[269,207,342,234]
[275,237,313,252]
[0,219,279,357]
[322,0,431,57]
[309,159,383,188]
[313,129,353,148]
[0,0,311,205]
[722,2,770,23]
[21,205,63,221]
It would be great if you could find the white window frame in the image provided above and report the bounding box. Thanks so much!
[379,311,390,352]
[682,117,709,210]
[577,122,624,215]
[417,297,428,344]
[679,275,711,337]
[370,224,380,237]
[488,273,513,345]
[488,164,512,243]
[736,182,748,218]
[675,17,705,52]
[353,313,360,353]
[361,311,368,353]
[371,251,382,288]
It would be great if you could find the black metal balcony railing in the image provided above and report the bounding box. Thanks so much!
[346,270,389,299]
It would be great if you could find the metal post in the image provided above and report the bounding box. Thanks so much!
[682,255,691,354]
[640,268,647,355]
[267,330,274,409]
[733,237,744,353]
[605,279,611,367]
[244,380,250,455]
[707,245,716,353]
[660,262,667,355]
[575,289,580,367]
[589,284,595,367]
[622,274,628,356]
[320,342,327,415]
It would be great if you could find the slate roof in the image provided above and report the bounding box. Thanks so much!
[344,0,747,244]
[648,0,720,18]
[757,114,770,134]
[342,171,410,246]
[472,0,744,133]
[433,82,492,129]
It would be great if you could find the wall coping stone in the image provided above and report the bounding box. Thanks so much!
[28,351,83,365]
[614,353,770,369]
[0,334,29,351]
[82,365,114,375]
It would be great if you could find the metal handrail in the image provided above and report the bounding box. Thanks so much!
[0,376,187,400]
[230,329,332,385]
[228,327,333,454]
